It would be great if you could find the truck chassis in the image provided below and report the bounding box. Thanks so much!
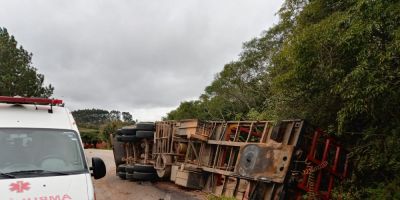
[114,119,350,199]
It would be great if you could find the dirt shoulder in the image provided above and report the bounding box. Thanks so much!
[85,149,206,200]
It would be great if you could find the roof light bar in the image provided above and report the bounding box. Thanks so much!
[0,96,63,105]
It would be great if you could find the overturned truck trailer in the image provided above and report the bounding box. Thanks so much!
[153,119,350,200]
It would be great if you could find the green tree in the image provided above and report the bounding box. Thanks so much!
[122,111,133,122]
[166,101,207,120]
[0,27,53,97]
[72,109,110,127]
[109,110,121,121]
[167,29,278,121]
[168,0,400,198]
[269,0,400,198]
[73,108,135,146]
[79,127,101,145]
[100,120,129,147]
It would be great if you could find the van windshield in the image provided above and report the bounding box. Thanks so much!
[0,128,87,177]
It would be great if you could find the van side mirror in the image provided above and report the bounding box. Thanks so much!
[91,157,106,179]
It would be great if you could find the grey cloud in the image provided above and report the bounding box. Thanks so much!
[0,0,282,120]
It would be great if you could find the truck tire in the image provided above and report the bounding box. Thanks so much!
[132,171,157,181]
[121,127,137,135]
[118,164,127,173]
[116,129,123,135]
[136,122,155,131]
[118,172,126,180]
[133,164,156,173]
[126,165,135,174]
[116,135,139,143]
[126,173,135,181]
[136,131,154,139]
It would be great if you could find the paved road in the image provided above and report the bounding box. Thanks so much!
[85,149,205,200]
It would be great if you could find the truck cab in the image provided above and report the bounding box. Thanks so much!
[0,96,106,200]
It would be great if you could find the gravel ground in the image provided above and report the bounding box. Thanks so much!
[85,149,206,200]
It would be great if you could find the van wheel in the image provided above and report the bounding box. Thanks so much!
[136,131,154,139]
[133,164,156,173]
[118,172,126,180]
[132,172,157,181]
[136,122,155,131]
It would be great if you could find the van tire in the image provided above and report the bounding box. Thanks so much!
[116,135,139,143]
[132,172,157,181]
[133,164,156,173]
[136,131,154,139]
[136,122,155,131]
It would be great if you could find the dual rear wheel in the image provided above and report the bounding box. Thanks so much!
[116,122,157,181]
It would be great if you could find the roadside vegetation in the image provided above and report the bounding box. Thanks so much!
[167,0,400,198]
[72,109,135,147]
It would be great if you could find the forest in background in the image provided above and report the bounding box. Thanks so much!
[72,109,135,146]
[166,0,400,199]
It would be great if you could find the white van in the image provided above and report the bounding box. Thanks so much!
[0,96,106,200]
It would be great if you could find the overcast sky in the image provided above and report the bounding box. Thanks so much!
[0,0,282,121]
